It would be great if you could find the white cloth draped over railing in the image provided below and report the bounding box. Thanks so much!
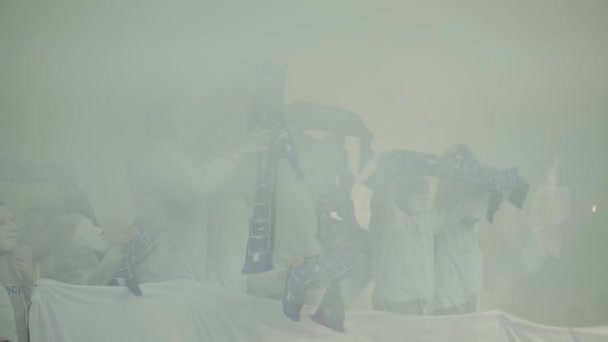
[29,279,608,342]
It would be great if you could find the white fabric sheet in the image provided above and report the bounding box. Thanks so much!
[29,279,608,342]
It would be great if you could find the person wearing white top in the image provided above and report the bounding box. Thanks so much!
[0,285,16,342]
[432,185,489,314]
[367,152,434,315]
[128,111,271,284]
[432,145,494,315]
[41,214,131,286]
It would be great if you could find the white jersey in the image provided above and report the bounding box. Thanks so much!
[371,205,435,303]
[129,138,236,283]
[433,200,487,310]
[434,221,483,310]
[0,281,17,342]
[203,186,250,292]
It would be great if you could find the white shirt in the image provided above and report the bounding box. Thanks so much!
[0,283,17,342]
[372,204,435,303]
[433,202,486,310]
[129,138,236,283]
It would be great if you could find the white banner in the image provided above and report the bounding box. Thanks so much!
[29,279,608,342]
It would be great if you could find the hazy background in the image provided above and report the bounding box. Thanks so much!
[1,0,607,326]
